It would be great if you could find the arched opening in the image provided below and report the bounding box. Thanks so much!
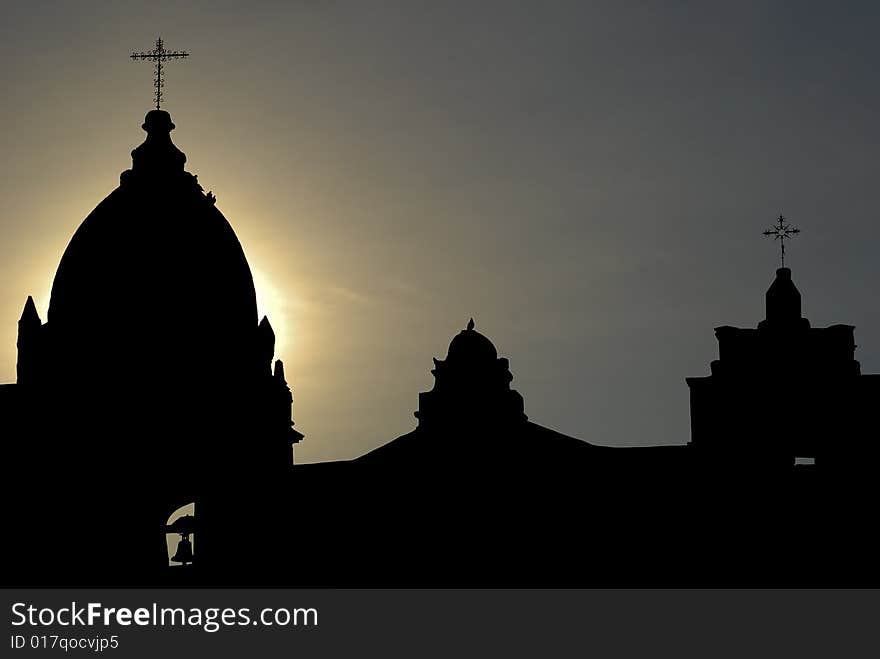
[166,502,195,567]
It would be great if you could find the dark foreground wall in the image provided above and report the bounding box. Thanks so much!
[4,421,878,587]
[242,450,878,587]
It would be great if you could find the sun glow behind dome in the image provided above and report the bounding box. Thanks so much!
[251,265,290,359]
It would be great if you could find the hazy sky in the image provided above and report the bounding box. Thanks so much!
[3,1,880,463]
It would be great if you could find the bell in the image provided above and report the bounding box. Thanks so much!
[171,535,194,565]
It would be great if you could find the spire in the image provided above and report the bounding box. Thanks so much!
[757,216,808,330]
[467,318,475,331]
[273,359,285,382]
[762,267,804,327]
[257,316,276,375]
[19,296,40,326]
[259,315,275,340]
[17,296,42,385]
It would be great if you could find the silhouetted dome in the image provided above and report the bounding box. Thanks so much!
[47,110,258,377]
[446,318,498,363]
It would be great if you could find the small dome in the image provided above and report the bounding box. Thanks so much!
[446,318,498,363]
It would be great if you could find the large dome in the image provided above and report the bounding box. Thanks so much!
[47,110,258,380]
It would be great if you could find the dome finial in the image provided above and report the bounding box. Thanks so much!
[126,109,186,177]
[142,109,175,134]
[467,318,475,331]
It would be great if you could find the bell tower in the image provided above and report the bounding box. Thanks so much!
[686,265,867,471]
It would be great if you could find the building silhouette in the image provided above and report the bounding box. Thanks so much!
[355,317,602,470]
[687,266,880,472]
[1,109,302,580]
[1,109,878,586]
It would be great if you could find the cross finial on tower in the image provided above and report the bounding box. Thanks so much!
[130,37,190,110]
[762,213,800,268]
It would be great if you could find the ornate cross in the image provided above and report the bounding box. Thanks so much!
[130,37,190,110]
[762,213,800,268]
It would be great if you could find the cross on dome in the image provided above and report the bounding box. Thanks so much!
[130,37,190,110]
